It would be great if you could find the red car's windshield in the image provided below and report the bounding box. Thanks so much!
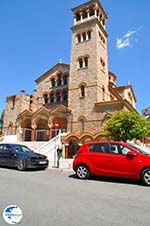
[128,143,150,155]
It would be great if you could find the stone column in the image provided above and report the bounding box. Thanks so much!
[31,129,36,141]
[49,128,53,140]
[80,11,83,22]
[31,124,37,142]
[83,58,85,68]
[74,15,77,25]
[86,9,90,19]
[86,32,89,41]
[94,7,97,17]
[48,120,53,140]
[65,144,69,159]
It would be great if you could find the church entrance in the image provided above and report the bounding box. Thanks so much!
[36,130,49,141]
[68,139,79,158]
[24,129,32,141]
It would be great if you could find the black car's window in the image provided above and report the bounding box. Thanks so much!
[13,145,31,153]
[0,144,4,152]
[89,144,109,153]
[109,144,130,155]
[3,144,12,152]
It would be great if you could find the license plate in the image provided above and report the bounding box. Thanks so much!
[39,161,47,164]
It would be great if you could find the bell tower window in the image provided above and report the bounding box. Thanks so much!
[79,58,83,69]
[77,34,81,43]
[87,31,91,40]
[83,32,86,41]
[84,57,88,67]
[81,85,85,98]
[102,86,105,101]
[78,56,89,69]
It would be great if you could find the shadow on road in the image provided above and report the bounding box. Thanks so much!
[69,173,143,186]
[0,166,46,172]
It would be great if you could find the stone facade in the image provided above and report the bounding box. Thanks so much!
[3,0,136,150]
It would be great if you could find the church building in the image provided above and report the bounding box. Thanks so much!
[3,0,136,157]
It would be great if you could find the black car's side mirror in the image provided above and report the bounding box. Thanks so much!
[127,151,137,158]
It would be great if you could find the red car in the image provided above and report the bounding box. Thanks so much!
[73,141,150,185]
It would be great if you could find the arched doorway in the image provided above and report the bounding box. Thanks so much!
[36,119,49,141]
[68,138,79,158]
[21,119,32,141]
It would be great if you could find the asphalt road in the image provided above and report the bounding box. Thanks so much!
[0,167,150,226]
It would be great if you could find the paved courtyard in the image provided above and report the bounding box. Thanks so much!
[0,167,150,226]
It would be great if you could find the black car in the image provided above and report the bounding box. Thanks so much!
[0,143,49,170]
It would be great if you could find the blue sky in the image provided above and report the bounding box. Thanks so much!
[0,0,149,114]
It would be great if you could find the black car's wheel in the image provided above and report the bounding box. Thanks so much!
[141,168,150,186]
[76,164,90,179]
[17,159,25,171]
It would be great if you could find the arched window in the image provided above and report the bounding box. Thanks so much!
[77,34,81,43]
[56,91,61,102]
[51,78,55,87]
[84,57,88,67]
[79,118,85,133]
[50,92,55,103]
[43,94,49,104]
[87,31,91,40]
[79,58,83,69]
[63,90,68,101]
[57,75,62,86]
[90,8,94,16]
[82,32,86,41]
[63,74,68,85]
[83,10,87,19]
[80,85,85,98]
[102,86,105,101]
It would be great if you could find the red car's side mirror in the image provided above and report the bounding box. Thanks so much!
[127,151,137,158]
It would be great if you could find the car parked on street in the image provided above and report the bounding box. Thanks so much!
[0,143,49,170]
[73,141,150,185]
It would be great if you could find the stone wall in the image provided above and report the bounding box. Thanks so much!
[3,94,31,134]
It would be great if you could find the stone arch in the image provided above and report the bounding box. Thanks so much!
[34,117,49,141]
[101,113,112,127]
[94,133,106,141]
[78,116,87,133]
[67,136,80,158]
[7,122,13,135]
[80,134,94,144]
[21,119,32,141]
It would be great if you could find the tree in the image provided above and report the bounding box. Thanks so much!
[104,111,150,142]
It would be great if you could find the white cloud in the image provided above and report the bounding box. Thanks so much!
[116,38,130,49]
[116,28,139,49]
[124,30,136,38]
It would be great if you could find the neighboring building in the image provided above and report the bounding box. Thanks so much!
[3,0,136,156]
[0,111,4,135]
[142,107,150,121]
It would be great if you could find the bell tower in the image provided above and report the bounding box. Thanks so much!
[68,0,110,133]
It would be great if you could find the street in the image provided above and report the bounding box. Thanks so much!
[0,167,150,226]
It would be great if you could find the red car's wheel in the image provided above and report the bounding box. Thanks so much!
[76,164,90,179]
[141,168,150,186]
